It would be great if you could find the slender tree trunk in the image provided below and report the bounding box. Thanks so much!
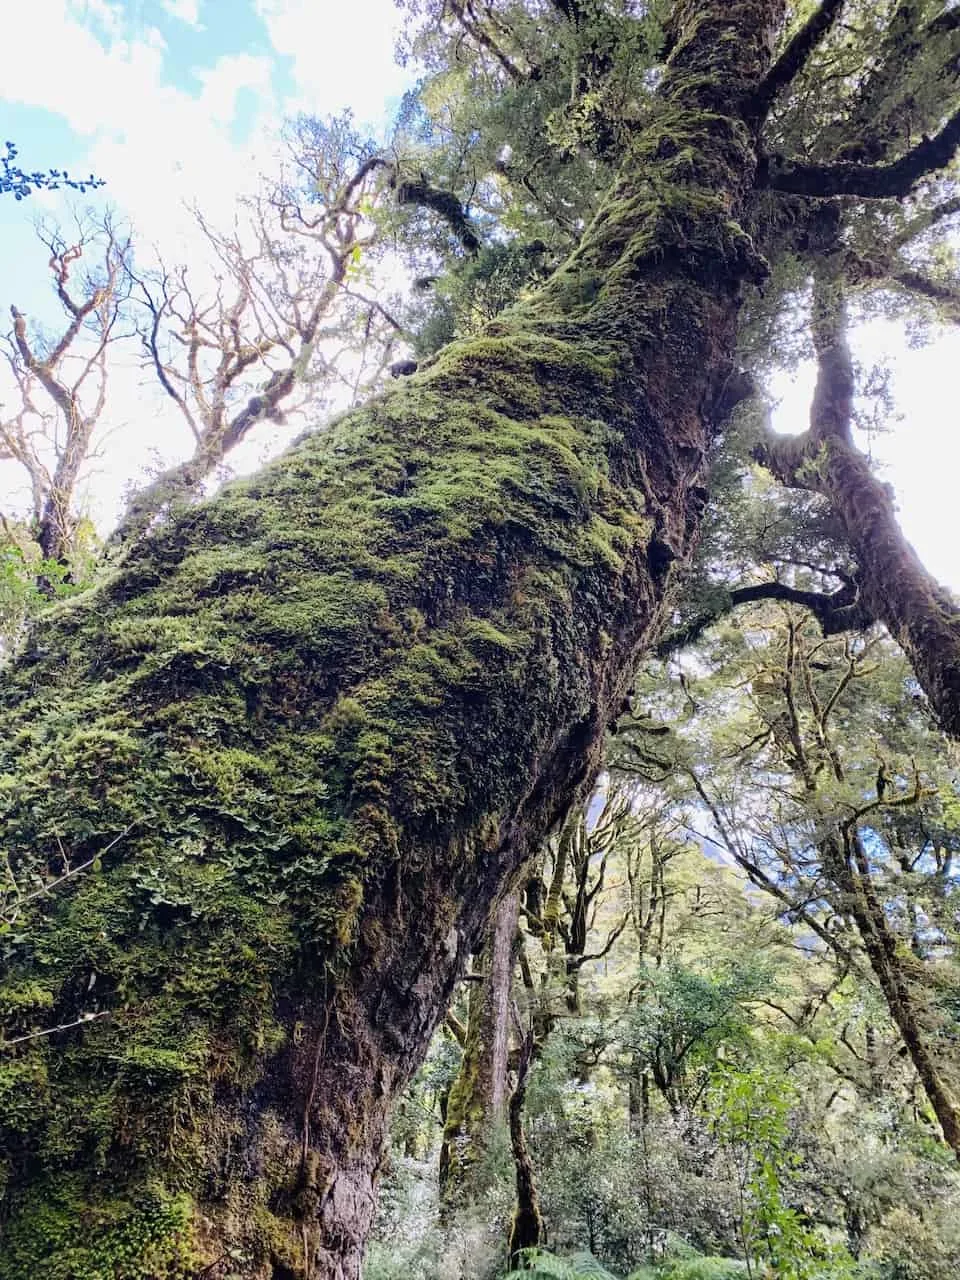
[439,888,519,1204]
[0,5,783,1276]
[823,834,960,1157]
[507,1033,544,1269]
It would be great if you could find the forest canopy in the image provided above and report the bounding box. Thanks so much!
[1,2,960,1279]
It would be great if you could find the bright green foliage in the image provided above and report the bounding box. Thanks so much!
[624,960,771,1110]
[505,1249,621,1280]
[0,527,100,658]
[707,1067,852,1280]
[502,1247,753,1280]
[366,797,959,1280]
[387,0,669,354]
[652,1262,747,1280]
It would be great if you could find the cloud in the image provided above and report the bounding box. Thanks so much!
[161,0,203,25]
[3,1,168,137]
[0,0,281,243]
[71,0,125,39]
[195,53,275,126]
[254,0,411,125]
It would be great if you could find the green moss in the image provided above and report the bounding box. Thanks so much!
[0,1177,197,1280]
[0,29,763,1266]
[0,1057,49,1136]
[0,980,54,1021]
[0,317,640,1261]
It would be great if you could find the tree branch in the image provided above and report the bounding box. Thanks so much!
[752,0,846,120]
[396,178,481,254]
[892,195,960,249]
[755,274,960,741]
[658,578,871,655]
[448,0,527,83]
[1,1010,111,1050]
[763,104,960,197]
[929,5,960,37]
[889,265,960,320]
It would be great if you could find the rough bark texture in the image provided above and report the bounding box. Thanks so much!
[438,889,518,1202]
[506,1034,544,1269]
[0,4,782,1276]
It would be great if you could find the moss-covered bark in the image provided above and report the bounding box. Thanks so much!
[506,1034,543,1269]
[0,4,784,1276]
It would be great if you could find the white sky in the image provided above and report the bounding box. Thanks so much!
[770,318,960,591]
[2,0,959,593]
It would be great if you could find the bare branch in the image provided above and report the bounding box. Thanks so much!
[4,213,133,562]
[2,1010,111,1050]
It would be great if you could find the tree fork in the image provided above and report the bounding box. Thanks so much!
[0,3,784,1276]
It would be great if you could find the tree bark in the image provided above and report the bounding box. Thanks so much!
[0,4,783,1276]
[507,1032,544,1269]
[439,888,519,1203]
[823,832,960,1157]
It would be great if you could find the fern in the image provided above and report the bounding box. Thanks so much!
[656,1261,749,1279]
[504,1249,623,1280]
[503,1249,750,1280]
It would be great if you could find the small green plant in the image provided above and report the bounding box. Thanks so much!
[504,1250,753,1280]
[0,526,100,660]
[707,1067,854,1280]
[654,1260,748,1280]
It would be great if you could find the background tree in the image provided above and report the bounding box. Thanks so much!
[624,600,960,1158]
[1,210,132,567]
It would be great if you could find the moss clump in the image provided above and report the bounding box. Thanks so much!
[0,1177,196,1280]
[0,1056,49,1140]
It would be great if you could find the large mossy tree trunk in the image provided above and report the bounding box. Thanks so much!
[0,4,782,1276]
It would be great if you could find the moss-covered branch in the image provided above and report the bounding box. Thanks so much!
[658,577,871,656]
[395,178,482,254]
[763,104,960,198]
[755,276,960,742]
[751,0,846,121]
